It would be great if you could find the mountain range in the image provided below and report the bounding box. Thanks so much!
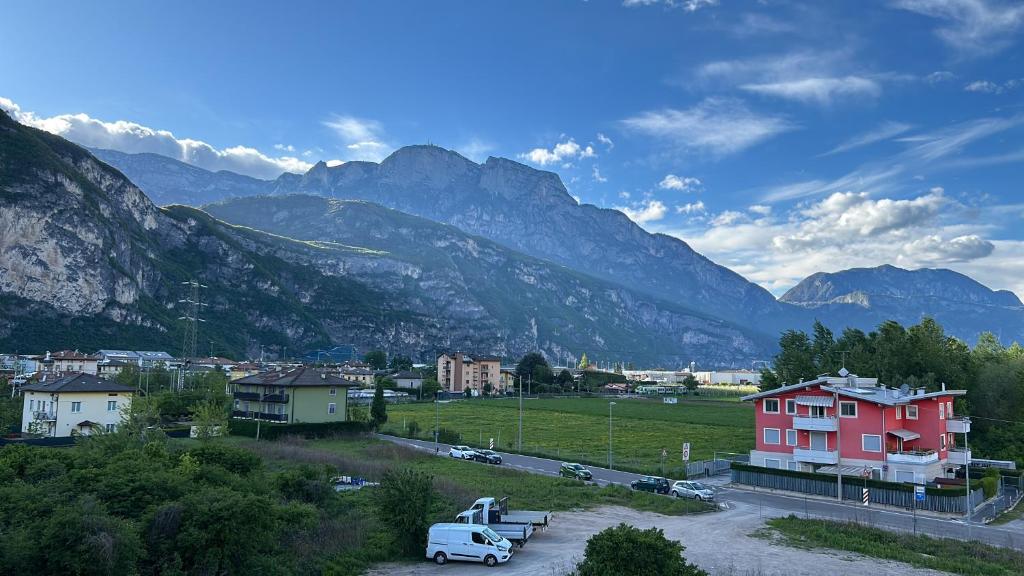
[1,113,1020,365]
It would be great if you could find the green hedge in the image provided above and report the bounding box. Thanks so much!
[229,420,369,440]
[731,462,968,496]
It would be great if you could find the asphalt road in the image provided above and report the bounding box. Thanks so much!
[378,434,1024,550]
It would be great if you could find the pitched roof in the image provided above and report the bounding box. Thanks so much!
[231,366,358,387]
[21,373,135,394]
[49,350,100,361]
[391,370,422,379]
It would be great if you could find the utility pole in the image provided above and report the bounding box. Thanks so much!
[608,401,616,469]
[177,280,207,392]
[965,417,972,539]
[434,390,440,454]
[835,386,842,502]
[518,375,523,451]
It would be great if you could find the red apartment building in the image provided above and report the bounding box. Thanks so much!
[741,372,970,484]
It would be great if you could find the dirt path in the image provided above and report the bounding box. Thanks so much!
[369,502,952,576]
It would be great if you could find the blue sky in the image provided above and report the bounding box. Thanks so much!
[2,0,1023,296]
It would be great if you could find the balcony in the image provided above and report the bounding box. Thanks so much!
[887,449,938,465]
[946,419,970,434]
[33,411,57,421]
[947,448,971,466]
[793,448,839,464]
[261,393,290,403]
[233,391,260,401]
[792,416,838,432]
[231,410,288,422]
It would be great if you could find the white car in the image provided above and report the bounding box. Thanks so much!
[671,480,715,501]
[427,523,513,566]
[449,445,478,459]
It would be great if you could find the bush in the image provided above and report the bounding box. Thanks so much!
[981,476,999,499]
[373,468,434,556]
[187,444,262,476]
[435,427,460,445]
[229,420,369,440]
[571,523,708,576]
[406,420,421,437]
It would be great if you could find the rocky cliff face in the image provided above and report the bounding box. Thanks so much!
[781,265,1024,343]
[0,111,770,364]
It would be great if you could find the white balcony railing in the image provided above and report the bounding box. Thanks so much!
[793,448,839,464]
[947,448,971,466]
[946,419,970,434]
[887,450,939,465]
[792,416,838,432]
[33,411,57,421]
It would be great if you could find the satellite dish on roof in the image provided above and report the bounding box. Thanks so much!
[838,367,850,377]
[899,384,910,397]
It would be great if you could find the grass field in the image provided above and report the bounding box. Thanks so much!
[381,396,754,476]
[761,516,1024,576]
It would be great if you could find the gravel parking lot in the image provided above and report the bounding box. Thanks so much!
[369,502,950,576]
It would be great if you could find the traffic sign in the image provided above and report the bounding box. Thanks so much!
[914,485,926,502]
[682,442,691,462]
[862,488,869,506]
[489,437,494,450]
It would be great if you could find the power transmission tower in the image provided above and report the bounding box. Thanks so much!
[177,280,207,391]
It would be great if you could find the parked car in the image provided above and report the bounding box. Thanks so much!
[670,480,714,501]
[630,475,671,494]
[449,445,478,459]
[559,462,593,481]
[472,449,503,465]
[426,523,513,566]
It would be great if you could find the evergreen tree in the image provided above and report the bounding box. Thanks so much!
[370,380,388,427]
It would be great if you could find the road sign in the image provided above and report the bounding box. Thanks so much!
[489,437,494,450]
[662,448,668,459]
[682,442,691,462]
[915,485,926,502]
[862,488,869,506]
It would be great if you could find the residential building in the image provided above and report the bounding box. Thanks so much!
[97,359,131,379]
[391,370,423,389]
[741,372,968,484]
[229,362,263,382]
[21,373,134,437]
[40,350,100,375]
[337,366,375,385]
[437,353,501,393]
[230,367,359,423]
[499,368,516,392]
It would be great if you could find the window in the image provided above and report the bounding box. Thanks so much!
[895,406,902,420]
[329,387,337,396]
[895,470,915,483]
[29,399,34,410]
[472,532,487,545]
[787,461,801,471]
[862,434,882,452]
[785,399,796,415]
[107,400,117,412]
[763,458,781,469]
[810,405,826,418]
[328,403,337,415]
[71,401,82,413]
[763,399,780,414]
[939,402,945,419]
[906,405,919,420]
[786,429,797,446]
[946,401,953,418]
[763,428,781,445]
[940,434,946,450]
[840,401,858,418]
[106,424,116,433]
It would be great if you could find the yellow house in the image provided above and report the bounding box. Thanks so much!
[21,373,134,437]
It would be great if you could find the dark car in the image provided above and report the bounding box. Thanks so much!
[630,475,671,494]
[472,449,502,465]
[560,462,593,481]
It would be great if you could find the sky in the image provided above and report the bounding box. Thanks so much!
[2,0,1023,297]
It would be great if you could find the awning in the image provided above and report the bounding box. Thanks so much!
[76,420,98,427]
[796,395,834,407]
[888,429,920,441]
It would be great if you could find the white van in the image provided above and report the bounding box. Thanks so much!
[426,523,513,567]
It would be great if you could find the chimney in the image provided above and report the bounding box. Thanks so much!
[941,382,946,391]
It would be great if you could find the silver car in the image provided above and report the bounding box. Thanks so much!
[448,445,478,459]
[671,480,714,501]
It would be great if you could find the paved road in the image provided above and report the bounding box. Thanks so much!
[378,434,1024,550]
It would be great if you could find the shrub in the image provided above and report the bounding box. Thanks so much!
[436,427,460,445]
[571,523,708,576]
[373,468,434,556]
[187,444,261,476]
[406,420,421,437]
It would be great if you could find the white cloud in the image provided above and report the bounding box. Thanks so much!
[520,137,596,166]
[616,199,668,224]
[749,204,772,216]
[729,13,796,36]
[892,0,1024,55]
[619,191,631,199]
[964,78,1022,93]
[676,201,707,215]
[621,97,795,156]
[658,174,702,192]
[323,114,390,161]
[622,0,718,11]
[741,76,881,105]
[711,210,747,226]
[903,234,995,261]
[925,70,956,83]
[457,138,496,162]
[274,143,296,152]
[0,96,311,179]
[597,132,614,151]
[820,121,913,156]
[592,165,608,183]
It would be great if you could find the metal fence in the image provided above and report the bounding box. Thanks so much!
[731,467,984,514]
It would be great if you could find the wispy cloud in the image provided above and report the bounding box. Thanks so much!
[892,0,1024,56]
[592,164,608,183]
[742,76,881,105]
[622,0,717,11]
[621,97,796,156]
[456,137,496,162]
[0,96,312,179]
[820,121,913,156]
[322,114,390,161]
[964,78,1022,93]
[728,13,796,36]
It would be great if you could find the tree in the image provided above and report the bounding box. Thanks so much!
[516,352,553,384]
[370,380,388,428]
[682,374,699,394]
[373,468,434,555]
[420,376,441,401]
[482,382,494,396]
[579,353,589,370]
[363,350,387,370]
[388,355,413,371]
[773,330,817,385]
[572,523,708,576]
[190,400,227,442]
[555,369,574,389]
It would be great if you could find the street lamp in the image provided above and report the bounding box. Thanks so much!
[964,416,972,537]
[608,401,617,469]
[434,390,440,455]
